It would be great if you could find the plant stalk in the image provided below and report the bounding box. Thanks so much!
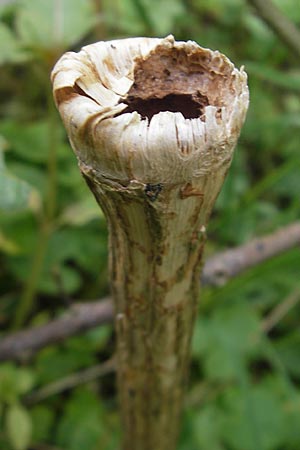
[83,168,225,449]
[51,35,249,450]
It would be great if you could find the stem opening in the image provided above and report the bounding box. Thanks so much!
[121,93,208,120]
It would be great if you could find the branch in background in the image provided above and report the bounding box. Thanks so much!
[25,358,116,405]
[0,299,113,362]
[247,0,300,58]
[261,288,300,334]
[202,221,300,286]
[0,222,299,362]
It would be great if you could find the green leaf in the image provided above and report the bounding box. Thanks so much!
[284,393,300,449]
[0,230,19,254]
[0,121,50,163]
[7,161,48,198]
[246,62,300,93]
[192,406,223,450]
[31,406,55,442]
[15,369,35,395]
[6,403,32,450]
[193,303,261,381]
[220,384,287,450]
[275,331,300,377]
[0,364,19,404]
[0,150,35,212]
[135,0,184,35]
[0,211,37,254]
[85,325,112,352]
[0,170,33,211]
[56,388,104,450]
[44,226,106,274]
[0,365,34,402]
[16,0,96,51]
[0,2,16,18]
[0,23,28,64]
[4,222,107,296]
[35,347,95,385]
[59,195,103,226]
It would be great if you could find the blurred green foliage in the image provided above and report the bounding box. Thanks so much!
[0,0,300,449]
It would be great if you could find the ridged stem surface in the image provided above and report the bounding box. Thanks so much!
[82,167,228,450]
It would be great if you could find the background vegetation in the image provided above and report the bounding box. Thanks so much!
[0,0,300,449]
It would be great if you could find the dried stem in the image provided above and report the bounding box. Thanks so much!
[51,36,248,450]
[86,172,210,450]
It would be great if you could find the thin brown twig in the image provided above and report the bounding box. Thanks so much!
[0,299,113,362]
[261,288,300,334]
[0,222,299,362]
[203,221,300,286]
[25,357,116,405]
[247,0,300,58]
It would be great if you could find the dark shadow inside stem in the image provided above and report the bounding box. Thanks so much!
[121,93,208,120]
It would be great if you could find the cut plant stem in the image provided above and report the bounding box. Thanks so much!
[51,36,249,450]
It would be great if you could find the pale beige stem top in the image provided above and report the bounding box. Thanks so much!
[51,35,249,185]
